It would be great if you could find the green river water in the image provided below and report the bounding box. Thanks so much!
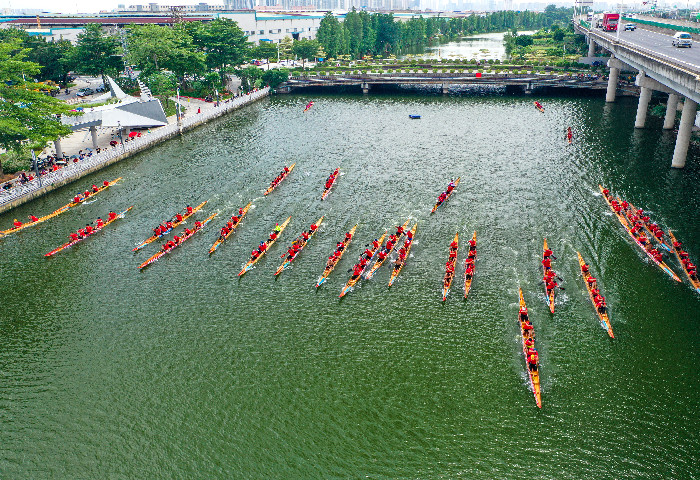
[1,92,699,479]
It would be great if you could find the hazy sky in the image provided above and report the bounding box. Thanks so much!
[0,0,122,14]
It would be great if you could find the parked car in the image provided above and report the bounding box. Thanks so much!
[624,23,636,31]
[672,32,692,48]
[76,87,94,97]
[95,84,106,93]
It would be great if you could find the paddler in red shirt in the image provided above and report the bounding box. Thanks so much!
[542,257,552,269]
[108,211,117,221]
[528,350,539,370]
[29,215,39,222]
[351,264,364,279]
[85,224,94,234]
[186,205,193,215]
[175,213,183,223]
[77,227,86,238]
[519,306,528,321]
[153,226,162,236]
[96,218,104,228]
[465,263,474,279]
[92,184,99,193]
[103,180,110,187]
[73,195,82,203]
[69,232,79,241]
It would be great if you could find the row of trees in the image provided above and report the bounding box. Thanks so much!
[317,6,575,59]
[0,38,72,174]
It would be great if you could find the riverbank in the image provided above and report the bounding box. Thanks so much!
[0,87,269,215]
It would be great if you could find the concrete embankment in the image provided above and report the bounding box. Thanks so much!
[0,88,269,215]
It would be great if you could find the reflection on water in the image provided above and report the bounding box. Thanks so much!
[403,31,535,61]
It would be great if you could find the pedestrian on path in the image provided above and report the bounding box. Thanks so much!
[197,107,201,114]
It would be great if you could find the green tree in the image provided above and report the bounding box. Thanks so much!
[127,24,206,84]
[292,39,320,68]
[192,18,251,80]
[234,65,263,92]
[26,37,75,84]
[142,71,177,96]
[344,8,363,57]
[0,39,72,174]
[70,24,122,79]
[278,36,294,64]
[127,24,175,75]
[252,42,278,68]
[262,68,289,88]
[317,12,343,58]
[515,34,534,47]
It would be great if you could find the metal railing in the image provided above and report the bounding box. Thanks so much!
[0,88,270,209]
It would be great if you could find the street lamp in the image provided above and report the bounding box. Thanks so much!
[31,150,42,187]
[117,120,125,153]
[616,1,623,39]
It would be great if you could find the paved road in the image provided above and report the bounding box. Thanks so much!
[594,26,700,70]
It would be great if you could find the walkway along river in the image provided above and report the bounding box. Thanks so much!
[0,88,270,215]
[0,92,699,478]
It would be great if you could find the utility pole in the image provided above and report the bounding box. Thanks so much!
[176,88,183,134]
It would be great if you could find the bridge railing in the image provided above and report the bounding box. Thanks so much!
[577,21,700,78]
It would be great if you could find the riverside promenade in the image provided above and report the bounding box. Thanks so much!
[0,87,270,215]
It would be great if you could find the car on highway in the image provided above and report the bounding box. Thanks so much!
[624,23,636,31]
[672,32,693,48]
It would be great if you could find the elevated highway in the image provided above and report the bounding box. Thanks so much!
[575,19,700,167]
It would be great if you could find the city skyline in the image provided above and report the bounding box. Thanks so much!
[1,0,697,15]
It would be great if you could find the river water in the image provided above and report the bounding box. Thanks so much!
[1,92,699,478]
[403,31,536,60]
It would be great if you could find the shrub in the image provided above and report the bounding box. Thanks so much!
[0,150,31,175]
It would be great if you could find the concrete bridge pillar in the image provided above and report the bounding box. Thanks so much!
[54,138,63,159]
[442,84,449,94]
[361,82,370,94]
[89,126,99,149]
[671,98,697,168]
[634,87,653,128]
[606,57,624,103]
[663,93,679,130]
[606,68,620,103]
[588,38,596,57]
